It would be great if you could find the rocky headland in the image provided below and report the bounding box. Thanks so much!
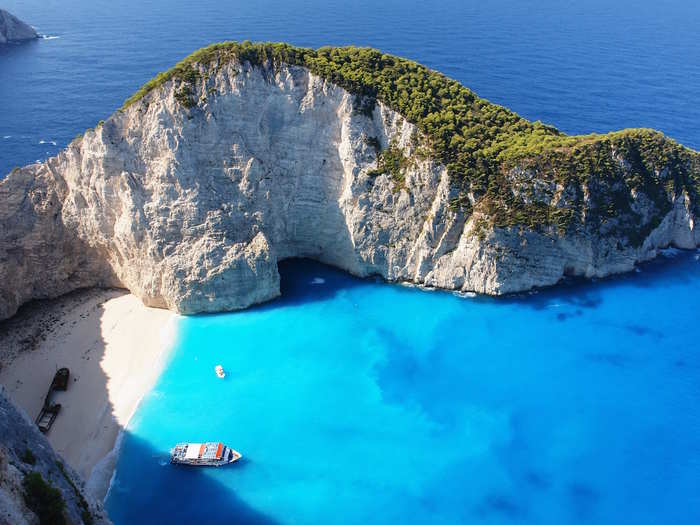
[0,10,38,44]
[0,42,698,322]
[0,41,699,524]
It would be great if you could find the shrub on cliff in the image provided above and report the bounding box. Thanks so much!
[22,472,66,525]
[117,42,700,242]
[20,448,36,465]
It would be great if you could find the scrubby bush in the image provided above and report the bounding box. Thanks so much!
[20,448,36,465]
[56,461,93,525]
[368,142,410,189]
[22,472,66,525]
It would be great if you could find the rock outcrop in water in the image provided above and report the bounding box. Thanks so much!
[0,43,698,320]
[0,387,110,524]
[0,10,38,44]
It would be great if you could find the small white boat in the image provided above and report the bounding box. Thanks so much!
[170,442,241,466]
[215,365,226,378]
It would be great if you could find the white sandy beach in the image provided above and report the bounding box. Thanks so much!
[0,289,176,500]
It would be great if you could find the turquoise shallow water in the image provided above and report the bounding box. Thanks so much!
[107,254,700,524]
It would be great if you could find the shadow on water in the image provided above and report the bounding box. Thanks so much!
[0,37,41,59]
[239,258,372,314]
[2,251,697,523]
[271,250,700,316]
[498,249,700,311]
[108,433,279,525]
[0,287,279,524]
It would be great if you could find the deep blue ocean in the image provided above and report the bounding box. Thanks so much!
[2,1,699,523]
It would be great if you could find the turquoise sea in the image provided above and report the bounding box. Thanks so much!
[2,0,699,523]
[107,255,700,524]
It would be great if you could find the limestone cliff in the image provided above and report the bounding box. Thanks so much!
[0,387,110,525]
[0,10,38,44]
[0,43,698,320]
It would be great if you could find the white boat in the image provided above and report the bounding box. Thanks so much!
[215,365,225,378]
[170,442,241,466]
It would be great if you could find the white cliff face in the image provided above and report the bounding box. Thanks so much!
[0,10,38,44]
[0,60,698,320]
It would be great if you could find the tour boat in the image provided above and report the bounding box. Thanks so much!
[170,442,241,466]
[215,365,226,378]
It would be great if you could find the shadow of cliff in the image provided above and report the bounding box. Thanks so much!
[259,250,700,318]
[106,434,278,525]
[242,258,370,313]
[0,287,278,525]
[1,251,697,523]
[272,250,700,319]
[0,37,41,58]
[496,249,700,312]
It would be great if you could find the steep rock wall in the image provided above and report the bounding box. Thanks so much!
[0,59,698,320]
[0,10,38,44]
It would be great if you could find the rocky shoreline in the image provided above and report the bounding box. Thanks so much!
[0,10,38,44]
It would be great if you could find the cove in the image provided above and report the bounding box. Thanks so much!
[106,253,700,524]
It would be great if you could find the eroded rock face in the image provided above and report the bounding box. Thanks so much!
[0,10,38,44]
[0,60,698,320]
[0,387,111,525]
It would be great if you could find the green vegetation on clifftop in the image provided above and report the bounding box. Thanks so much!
[120,42,700,244]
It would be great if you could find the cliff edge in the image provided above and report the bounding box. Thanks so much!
[0,43,698,320]
[0,387,111,525]
[0,10,38,44]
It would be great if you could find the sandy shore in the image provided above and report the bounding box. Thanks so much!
[0,288,176,500]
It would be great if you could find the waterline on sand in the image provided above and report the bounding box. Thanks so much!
[0,289,179,500]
